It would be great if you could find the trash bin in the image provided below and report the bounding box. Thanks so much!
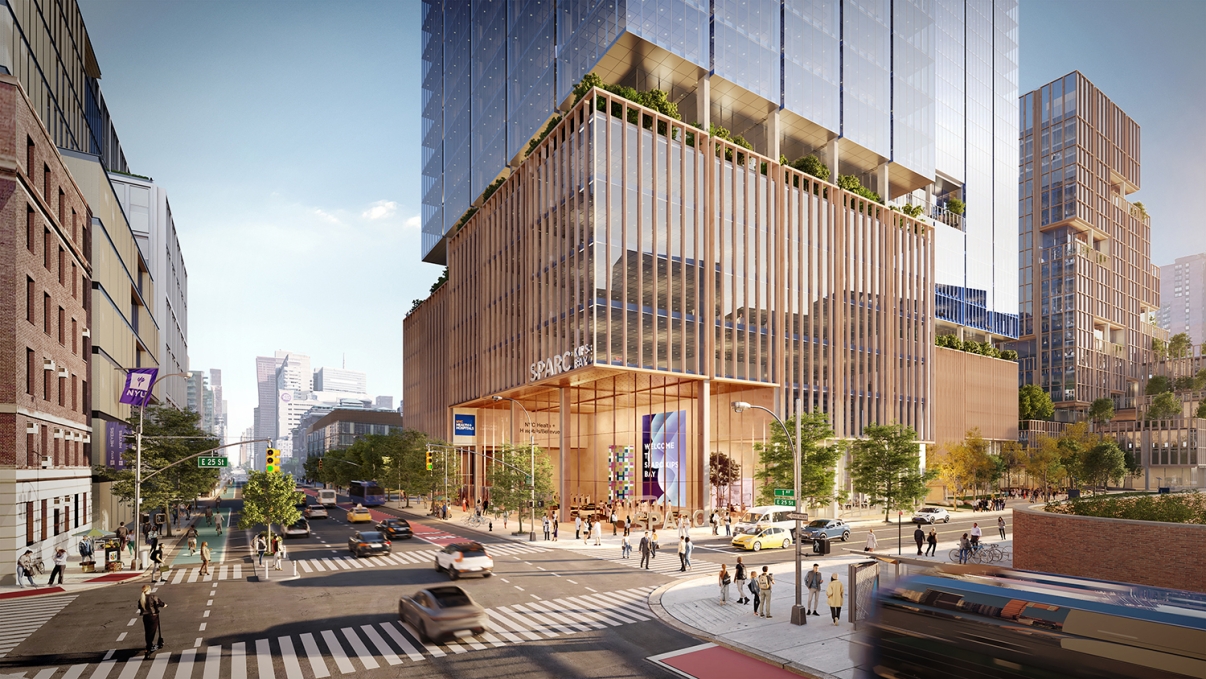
[813,537,831,555]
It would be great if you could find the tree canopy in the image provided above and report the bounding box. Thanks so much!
[1148,392,1182,420]
[753,411,843,508]
[849,423,936,521]
[485,443,555,533]
[1019,384,1054,421]
[935,428,994,507]
[239,470,304,539]
[1088,397,1115,424]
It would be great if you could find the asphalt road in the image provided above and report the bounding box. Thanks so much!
[0,491,787,679]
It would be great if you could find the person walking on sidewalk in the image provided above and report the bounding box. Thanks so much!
[582,518,591,546]
[199,541,211,576]
[575,515,582,540]
[805,563,823,616]
[684,537,694,571]
[187,527,198,556]
[552,519,558,541]
[865,529,878,552]
[255,534,267,565]
[826,573,844,625]
[677,536,688,571]
[17,551,37,588]
[998,515,1007,540]
[624,515,631,537]
[958,533,971,564]
[748,574,760,613]
[718,564,731,604]
[149,543,165,583]
[48,548,67,586]
[724,512,732,537]
[757,566,775,618]
[638,532,651,569]
[621,535,631,559]
[138,584,166,657]
[925,528,938,557]
[970,522,982,546]
[274,540,287,570]
[710,511,719,535]
[914,525,926,555]
[650,529,660,559]
[592,518,603,546]
[542,516,551,541]
[733,557,748,603]
[610,509,618,536]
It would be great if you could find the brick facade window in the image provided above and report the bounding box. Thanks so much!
[71,375,77,411]
[42,164,49,198]
[71,263,77,299]
[58,375,64,406]
[57,188,64,225]
[40,499,47,541]
[43,228,51,269]
[72,318,77,353]
[82,379,88,414]
[43,362,51,401]
[58,306,64,344]
[26,137,34,178]
[58,246,64,284]
[26,348,34,395]
[43,292,50,334]
[25,502,34,546]
[71,208,77,244]
[26,206,34,251]
[26,277,34,323]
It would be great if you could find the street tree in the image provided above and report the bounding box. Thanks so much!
[485,443,555,534]
[999,441,1026,490]
[936,428,992,509]
[708,452,741,508]
[1025,435,1064,497]
[1081,440,1127,494]
[849,423,936,522]
[1088,398,1115,424]
[753,411,843,508]
[419,443,463,505]
[381,430,431,506]
[239,470,304,550]
[94,406,221,536]
[1019,384,1054,421]
[302,455,321,483]
[1056,422,1098,490]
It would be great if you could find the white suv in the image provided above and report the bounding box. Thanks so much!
[911,507,950,524]
[434,542,495,580]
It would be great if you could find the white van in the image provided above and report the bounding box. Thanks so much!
[317,489,338,507]
[733,506,799,537]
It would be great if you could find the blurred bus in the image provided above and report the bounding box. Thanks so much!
[349,480,386,507]
[858,568,1206,678]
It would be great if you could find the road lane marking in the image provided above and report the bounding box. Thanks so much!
[359,625,402,666]
[299,633,331,677]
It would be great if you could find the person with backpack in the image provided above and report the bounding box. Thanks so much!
[757,566,775,618]
[255,534,267,565]
[826,573,845,625]
[138,584,167,657]
[805,563,823,616]
[748,573,761,613]
[718,564,731,604]
[734,557,748,604]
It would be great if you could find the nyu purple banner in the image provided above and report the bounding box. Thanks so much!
[119,368,158,406]
[641,410,686,506]
[105,421,131,469]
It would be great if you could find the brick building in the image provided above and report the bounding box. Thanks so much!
[0,74,94,582]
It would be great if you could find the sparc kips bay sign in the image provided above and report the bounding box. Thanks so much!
[530,344,593,382]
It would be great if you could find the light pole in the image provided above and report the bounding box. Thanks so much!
[492,395,537,541]
[732,400,807,626]
[130,371,190,571]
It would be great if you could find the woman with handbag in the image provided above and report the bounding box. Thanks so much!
[718,564,731,604]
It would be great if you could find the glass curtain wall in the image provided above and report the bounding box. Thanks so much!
[783,0,840,136]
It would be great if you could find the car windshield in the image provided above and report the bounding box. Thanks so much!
[358,532,383,541]
[917,508,938,513]
[385,520,408,527]
[292,519,306,527]
[807,520,830,528]
[456,543,486,554]
[308,505,323,510]
[739,513,767,524]
[428,587,472,608]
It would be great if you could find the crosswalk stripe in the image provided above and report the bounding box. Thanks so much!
[581,591,649,620]
[298,560,313,573]
[341,627,379,669]
[187,570,199,584]
[203,645,222,679]
[172,648,195,679]
[299,633,331,678]
[62,665,87,679]
[233,565,242,580]
[559,597,624,626]
[461,636,488,651]
[307,559,324,571]
[443,640,467,654]
[255,639,273,679]
[318,630,353,674]
[566,595,641,624]
[218,565,228,581]
[392,553,416,564]
[33,669,57,679]
[479,631,507,648]
[481,613,528,643]
[202,572,213,582]
[171,570,185,585]
[379,622,424,662]
[398,621,445,657]
[486,608,545,640]
[146,652,170,679]
[524,601,595,633]
[230,642,247,679]
[89,658,116,678]
[277,636,303,679]
[345,558,365,569]
[502,604,565,636]
[115,656,141,679]
[359,624,402,666]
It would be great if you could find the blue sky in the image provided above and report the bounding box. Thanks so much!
[78,0,1203,440]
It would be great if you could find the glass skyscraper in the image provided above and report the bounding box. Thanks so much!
[421,0,1019,341]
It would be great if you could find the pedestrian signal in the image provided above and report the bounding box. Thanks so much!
[266,448,280,473]
[425,450,433,471]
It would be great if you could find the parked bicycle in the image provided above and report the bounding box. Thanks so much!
[463,514,485,528]
[949,542,1005,565]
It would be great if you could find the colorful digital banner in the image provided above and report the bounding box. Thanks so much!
[641,410,686,506]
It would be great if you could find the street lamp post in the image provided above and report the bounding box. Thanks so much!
[129,371,190,571]
[732,401,807,626]
[492,395,537,542]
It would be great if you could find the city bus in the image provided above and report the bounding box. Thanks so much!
[857,568,1206,678]
[348,480,386,507]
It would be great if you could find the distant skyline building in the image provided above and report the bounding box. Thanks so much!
[109,173,189,409]
[1158,253,1206,346]
[1013,71,1162,421]
[374,395,394,411]
[313,367,367,394]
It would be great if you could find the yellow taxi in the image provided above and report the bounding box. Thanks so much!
[730,526,792,552]
[347,506,373,523]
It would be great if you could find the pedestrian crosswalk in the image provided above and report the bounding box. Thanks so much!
[0,594,76,658]
[158,564,243,585]
[568,547,723,579]
[289,543,549,574]
[10,587,655,678]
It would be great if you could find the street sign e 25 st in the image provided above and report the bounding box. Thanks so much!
[198,457,229,468]
[773,498,794,507]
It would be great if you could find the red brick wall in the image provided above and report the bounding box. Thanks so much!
[1013,505,1206,592]
[0,75,91,469]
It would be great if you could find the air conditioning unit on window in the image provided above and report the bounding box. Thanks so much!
[82,433,90,444]
[81,327,90,338]
[53,428,63,439]
[26,422,38,434]
[58,368,69,378]
[41,456,51,469]
[43,358,55,371]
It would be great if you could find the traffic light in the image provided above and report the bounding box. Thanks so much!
[425,450,433,471]
[265,448,280,473]
[318,459,324,472]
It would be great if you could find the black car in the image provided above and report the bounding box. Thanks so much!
[376,518,413,540]
[348,530,391,558]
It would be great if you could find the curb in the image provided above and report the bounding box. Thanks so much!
[646,577,839,679]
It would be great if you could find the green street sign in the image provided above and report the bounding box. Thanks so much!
[198,457,229,468]
[774,488,795,498]
[773,498,795,507]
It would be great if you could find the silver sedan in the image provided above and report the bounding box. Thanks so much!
[399,586,488,643]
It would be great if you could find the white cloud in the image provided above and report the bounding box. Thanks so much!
[310,208,342,225]
[362,200,398,220]
[404,214,420,229]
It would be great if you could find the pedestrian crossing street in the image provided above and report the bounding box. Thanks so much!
[567,547,723,579]
[0,595,77,659]
[290,543,549,574]
[158,564,243,586]
[5,586,656,679]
